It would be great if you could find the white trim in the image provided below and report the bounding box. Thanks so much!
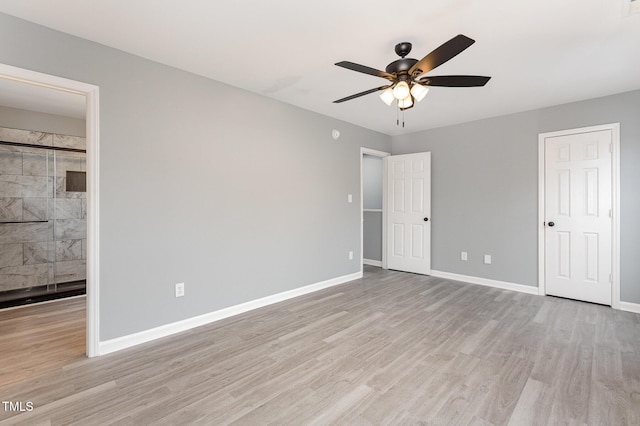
[0,63,101,357]
[538,123,620,308]
[363,209,383,213]
[363,259,382,267]
[619,302,640,314]
[98,271,362,356]
[360,147,390,274]
[430,270,540,295]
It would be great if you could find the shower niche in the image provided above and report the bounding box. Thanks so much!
[0,126,86,308]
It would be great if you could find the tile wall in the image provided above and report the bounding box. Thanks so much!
[0,126,86,292]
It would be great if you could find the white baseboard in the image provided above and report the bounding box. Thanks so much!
[363,259,382,267]
[430,270,540,295]
[98,271,362,356]
[619,301,640,314]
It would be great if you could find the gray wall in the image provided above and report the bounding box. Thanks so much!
[0,13,390,340]
[0,105,85,137]
[393,89,640,304]
[363,212,382,262]
[363,154,383,262]
[363,154,383,209]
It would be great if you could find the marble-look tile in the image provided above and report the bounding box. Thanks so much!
[0,175,48,198]
[0,127,53,146]
[53,153,86,177]
[55,239,82,261]
[0,198,23,221]
[22,152,49,176]
[54,198,82,219]
[0,222,50,244]
[81,238,86,260]
[0,263,49,291]
[81,198,87,219]
[56,177,85,199]
[55,259,86,283]
[54,219,86,240]
[53,134,86,150]
[0,148,23,175]
[23,241,51,265]
[23,198,48,221]
[0,243,23,268]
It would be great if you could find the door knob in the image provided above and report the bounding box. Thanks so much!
[424,217,429,222]
[548,221,555,227]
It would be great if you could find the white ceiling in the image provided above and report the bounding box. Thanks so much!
[0,0,639,135]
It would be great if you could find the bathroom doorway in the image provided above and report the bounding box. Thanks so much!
[0,63,100,357]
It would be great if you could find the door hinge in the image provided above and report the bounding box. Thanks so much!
[609,143,613,153]
[609,273,612,283]
[609,209,612,218]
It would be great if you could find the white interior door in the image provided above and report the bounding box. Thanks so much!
[544,129,612,305]
[385,152,431,275]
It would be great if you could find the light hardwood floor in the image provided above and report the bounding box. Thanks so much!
[1,266,639,425]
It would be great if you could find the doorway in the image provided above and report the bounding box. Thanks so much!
[360,148,389,270]
[0,63,100,357]
[360,148,432,276]
[538,123,620,306]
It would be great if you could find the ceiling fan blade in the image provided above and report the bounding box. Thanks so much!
[418,75,491,87]
[335,61,395,80]
[409,35,476,78]
[333,85,392,103]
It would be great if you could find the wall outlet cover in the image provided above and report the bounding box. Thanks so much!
[484,255,492,264]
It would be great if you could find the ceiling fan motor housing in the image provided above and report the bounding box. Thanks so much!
[385,58,418,75]
[386,42,419,76]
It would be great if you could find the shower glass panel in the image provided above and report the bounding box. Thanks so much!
[0,127,87,308]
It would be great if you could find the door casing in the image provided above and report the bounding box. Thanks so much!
[538,123,620,308]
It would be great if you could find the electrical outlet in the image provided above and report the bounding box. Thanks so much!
[175,282,185,298]
[348,251,354,260]
[484,255,492,265]
[348,194,353,203]
[461,251,468,261]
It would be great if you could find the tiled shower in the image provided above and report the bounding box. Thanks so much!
[0,126,86,307]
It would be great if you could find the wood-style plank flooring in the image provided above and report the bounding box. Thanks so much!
[1,266,639,425]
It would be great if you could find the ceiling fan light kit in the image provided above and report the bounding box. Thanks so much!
[379,87,395,106]
[392,81,410,100]
[333,34,491,125]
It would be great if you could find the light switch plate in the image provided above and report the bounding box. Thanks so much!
[175,282,185,297]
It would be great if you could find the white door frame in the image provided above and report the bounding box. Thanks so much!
[360,147,390,272]
[0,63,101,357]
[538,123,620,308]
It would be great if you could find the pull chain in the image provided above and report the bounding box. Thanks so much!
[396,101,399,126]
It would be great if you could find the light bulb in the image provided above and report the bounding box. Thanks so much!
[398,95,413,109]
[392,81,410,100]
[410,83,429,102]
[379,88,394,106]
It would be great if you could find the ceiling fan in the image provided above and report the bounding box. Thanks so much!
[333,34,491,120]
